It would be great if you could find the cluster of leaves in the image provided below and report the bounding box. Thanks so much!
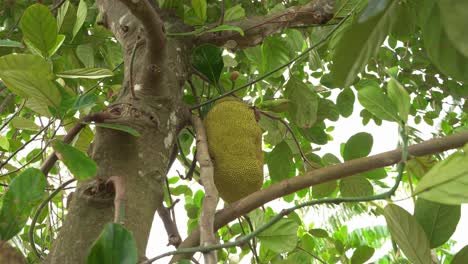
[0,0,466,263]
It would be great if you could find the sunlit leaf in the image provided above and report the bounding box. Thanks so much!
[10,116,39,131]
[73,0,87,39]
[414,151,468,204]
[20,4,58,57]
[357,85,399,122]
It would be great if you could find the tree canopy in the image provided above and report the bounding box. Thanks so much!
[0,0,467,263]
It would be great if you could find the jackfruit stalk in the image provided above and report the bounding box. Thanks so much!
[204,97,263,203]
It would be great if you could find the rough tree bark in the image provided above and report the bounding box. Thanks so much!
[46,0,334,263]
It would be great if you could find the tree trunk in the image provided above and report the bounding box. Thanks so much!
[46,1,191,263]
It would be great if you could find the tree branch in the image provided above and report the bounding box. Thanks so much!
[192,115,219,263]
[171,131,468,262]
[196,0,334,48]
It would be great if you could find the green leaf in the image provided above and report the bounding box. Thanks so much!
[191,0,207,22]
[340,176,373,197]
[309,228,328,238]
[262,36,290,78]
[87,223,138,264]
[0,39,23,48]
[93,123,141,137]
[285,78,318,128]
[343,132,373,161]
[358,0,389,23]
[257,99,291,113]
[53,140,97,180]
[360,168,387,180]
[257,219,298,253]
[384,204,431,264]
[191,44,223,85]
[267,142,293,182]
[390,0,416,39]
[453,245,468,264]
[387,78,410,122]
[205,25,244,36]
[57,68,114,79]
[224,4,245,21]
[438,0,468,57]
[0,168,46,240]
[330,0,399,87]
[421,1,468,83]
[351,245,375,264]
[312,180,337,198]
[336,88,355,117]
[0,54,61,109]
[48,34,66,57]
[298,125,328,145]
[0,136,9,150]
[414,151,468,204]
[20,4,58,57]
[357,85,399,122]
[76,44,95,68]
[73,0,87,39]
[414,198,460,248]
[10,116,40,131]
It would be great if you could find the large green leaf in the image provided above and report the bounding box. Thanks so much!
[285,78,318,128]
[343,132,373,161]
[312,181,337,198]
[262,36,290,78]
[257,218,298,253]
[357,85,399,122]
[20,4,58,57]
[414,198,460,248]
[191,44,223,85]
[191,0,207,22]
[0,168,46,240]
[53,140,97,180]
[453,245,468,264]
[0,54,61,109]
[421,1,468,83]
[387,78,410,122]
[73,0,87,39]
[267,142,294,182]
[10,116,40,131]
[414,151,468,205]
[336,88,355,117]
[350,245,374,264]
[339,176,373,197]
[93,123,141,137]
[224,4,245,21]
[384,204,431,264]
[330,0,399,87]
[438,0,468,57]
[57,68,114,79]
[0,39,23,48]
[87,223,138,264]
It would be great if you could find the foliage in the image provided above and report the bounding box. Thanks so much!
[0,0,466,263]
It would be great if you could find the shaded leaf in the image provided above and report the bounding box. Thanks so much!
[438,0,468,57]
[357,85,399,122]
[93,123,141,137]
[351,245,374,264]
[285,78,318,128]
[224,4,245,21]
[10,117,39,131]
[336,88,355,117]
[191,44,223,85]
[414,198,460,248]
[384,204,431,264]
[343,132,373,161]
[257,219,298,253]
[0,168,46,240]
[53,140,97,180]
[340,176,373,197]
[87,223,138,264]
[452,245,468,264]
[267,142,294,182]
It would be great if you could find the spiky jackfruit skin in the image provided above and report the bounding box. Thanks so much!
[204,97,263,203]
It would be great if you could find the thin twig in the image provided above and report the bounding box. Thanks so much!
[257,110,321,169]
[0,99,25,132]
[0,120,54,170]
[192,115,218,264]
[29,178,76,260]
[296,246,326,264]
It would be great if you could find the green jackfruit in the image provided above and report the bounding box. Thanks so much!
[204,97,263,203]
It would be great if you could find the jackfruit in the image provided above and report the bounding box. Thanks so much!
[204,97,263,203]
